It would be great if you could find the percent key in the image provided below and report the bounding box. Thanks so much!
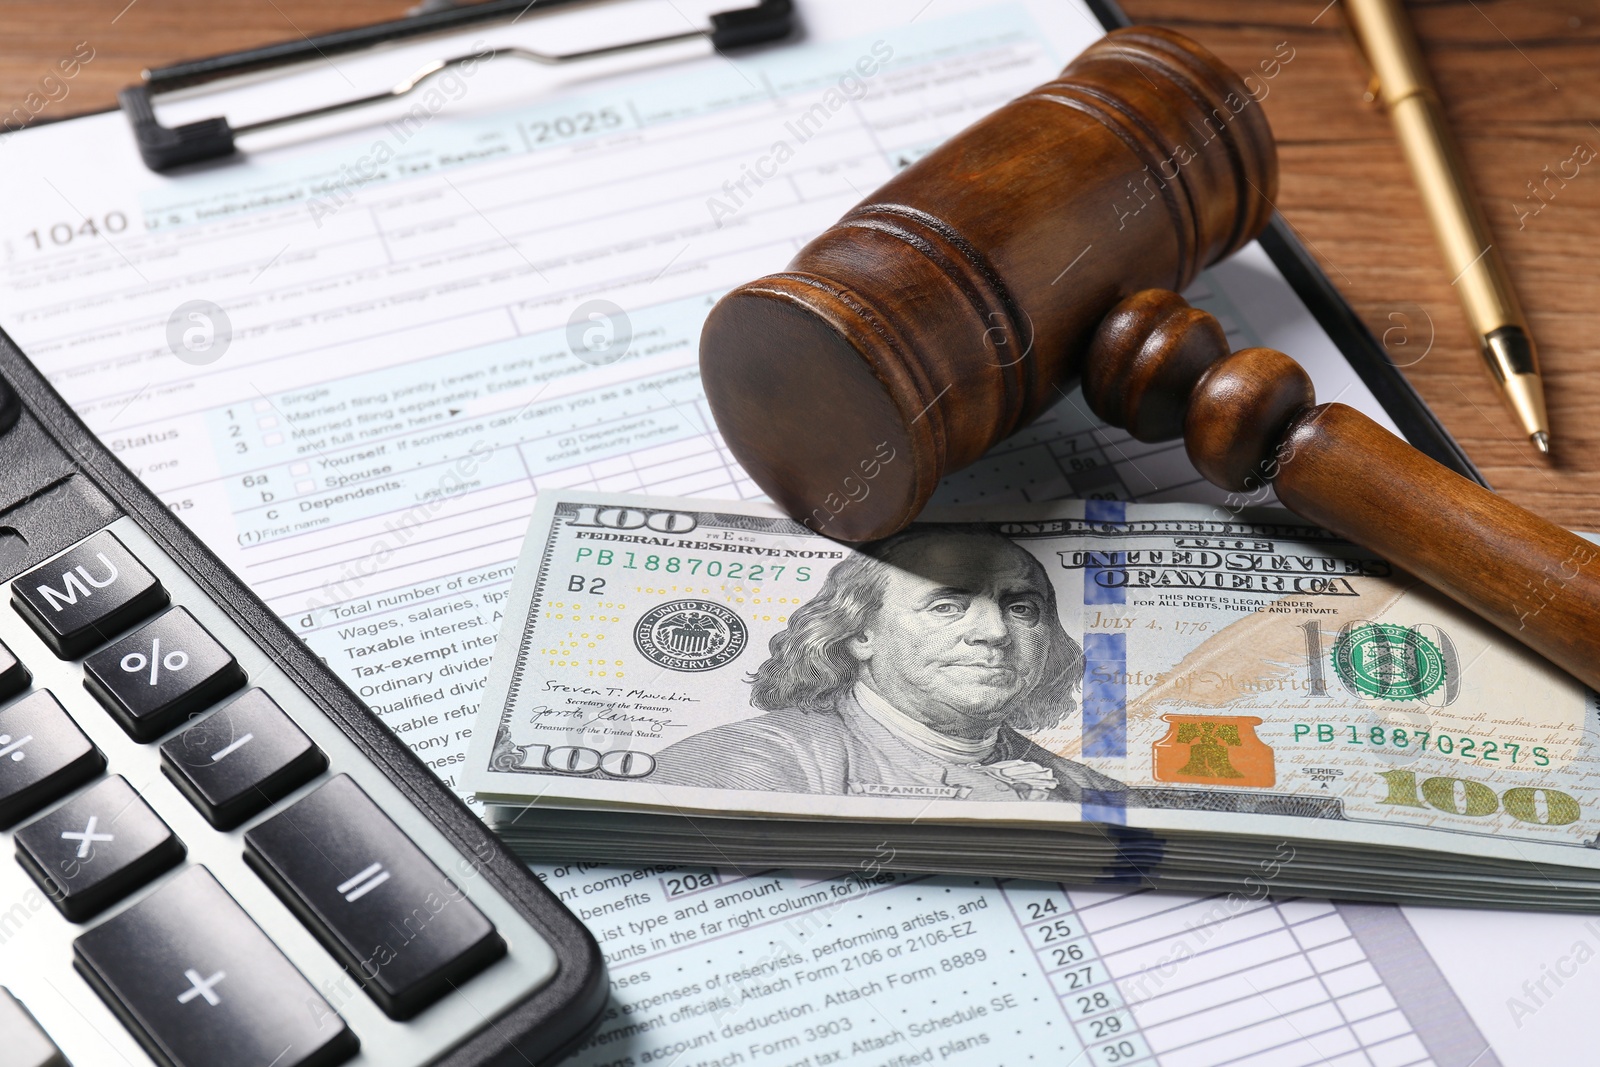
[85,608,245,741]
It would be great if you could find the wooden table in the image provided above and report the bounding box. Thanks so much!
[3,0,1596,526]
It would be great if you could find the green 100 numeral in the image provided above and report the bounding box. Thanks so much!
[1377,770,1579,825]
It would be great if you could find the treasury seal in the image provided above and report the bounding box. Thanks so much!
[634,600,747,672]
[1332,623,1447,701]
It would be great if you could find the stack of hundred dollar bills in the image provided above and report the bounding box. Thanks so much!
[463,492,1600,910]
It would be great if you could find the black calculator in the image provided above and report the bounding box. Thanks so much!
[0,330,607,1062]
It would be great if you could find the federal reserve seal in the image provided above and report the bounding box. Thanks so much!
[1332,623,1447,701]
[634,600,747,672]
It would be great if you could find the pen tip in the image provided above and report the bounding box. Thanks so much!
[1532,431,1550,455]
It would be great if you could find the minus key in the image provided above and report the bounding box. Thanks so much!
[161,689,326,830]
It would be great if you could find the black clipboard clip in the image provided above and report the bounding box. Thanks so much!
[117,0,795,172]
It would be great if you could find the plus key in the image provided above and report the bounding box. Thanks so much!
[74,865,357,1067]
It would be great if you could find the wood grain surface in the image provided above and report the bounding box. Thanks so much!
[2,0,1595,526]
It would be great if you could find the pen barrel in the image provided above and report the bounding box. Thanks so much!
[1274,403,1600,690]
[1344,0,1546,440]
[1387,95,1525,334]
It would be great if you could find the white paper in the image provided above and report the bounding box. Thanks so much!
[0,0,1561,1063]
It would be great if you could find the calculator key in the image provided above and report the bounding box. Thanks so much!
[73,865,357,1067]
[0,690,104,829]
[160,689,326,829]
[0,988,69,1067]
[12,531,168,658]
[15,775,184,921]
[244,774,505,1019]
[84,608,245,742]
[0,638,29,703]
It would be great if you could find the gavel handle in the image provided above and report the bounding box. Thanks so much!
[1275,403,1600,691]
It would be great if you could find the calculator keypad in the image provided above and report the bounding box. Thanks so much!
[1,520,540,1066]
[160,689,326,830]
[15,775,185,920]
[73,865,359,1067]
[12,531,168,658]
[83,608,246,742]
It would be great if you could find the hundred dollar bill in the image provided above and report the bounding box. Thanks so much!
[463,492,1600,907]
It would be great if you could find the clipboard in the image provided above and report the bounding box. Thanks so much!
[119,0,795,171]
[104,0,1484,489]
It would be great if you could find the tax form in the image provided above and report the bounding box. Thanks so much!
[0,0,1586,1064]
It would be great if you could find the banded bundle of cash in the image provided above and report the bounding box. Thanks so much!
[464,492,1600,910]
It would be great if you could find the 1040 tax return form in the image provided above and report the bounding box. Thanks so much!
[0,0,1584,1064]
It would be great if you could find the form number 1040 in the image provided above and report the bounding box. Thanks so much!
[23,211,128,250]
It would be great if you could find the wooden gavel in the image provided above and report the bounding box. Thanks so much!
[698,26,1600,690]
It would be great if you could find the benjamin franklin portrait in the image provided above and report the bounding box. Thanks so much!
[650,528,1125,802]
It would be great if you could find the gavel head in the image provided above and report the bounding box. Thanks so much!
[699,26,1277,541]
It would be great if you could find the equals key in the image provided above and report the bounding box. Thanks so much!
[245,774,504,1019]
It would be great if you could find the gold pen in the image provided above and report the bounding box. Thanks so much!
[1343,0,1551,454]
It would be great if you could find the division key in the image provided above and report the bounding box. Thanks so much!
[73,865,357,1067]
[0,690,104,829]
